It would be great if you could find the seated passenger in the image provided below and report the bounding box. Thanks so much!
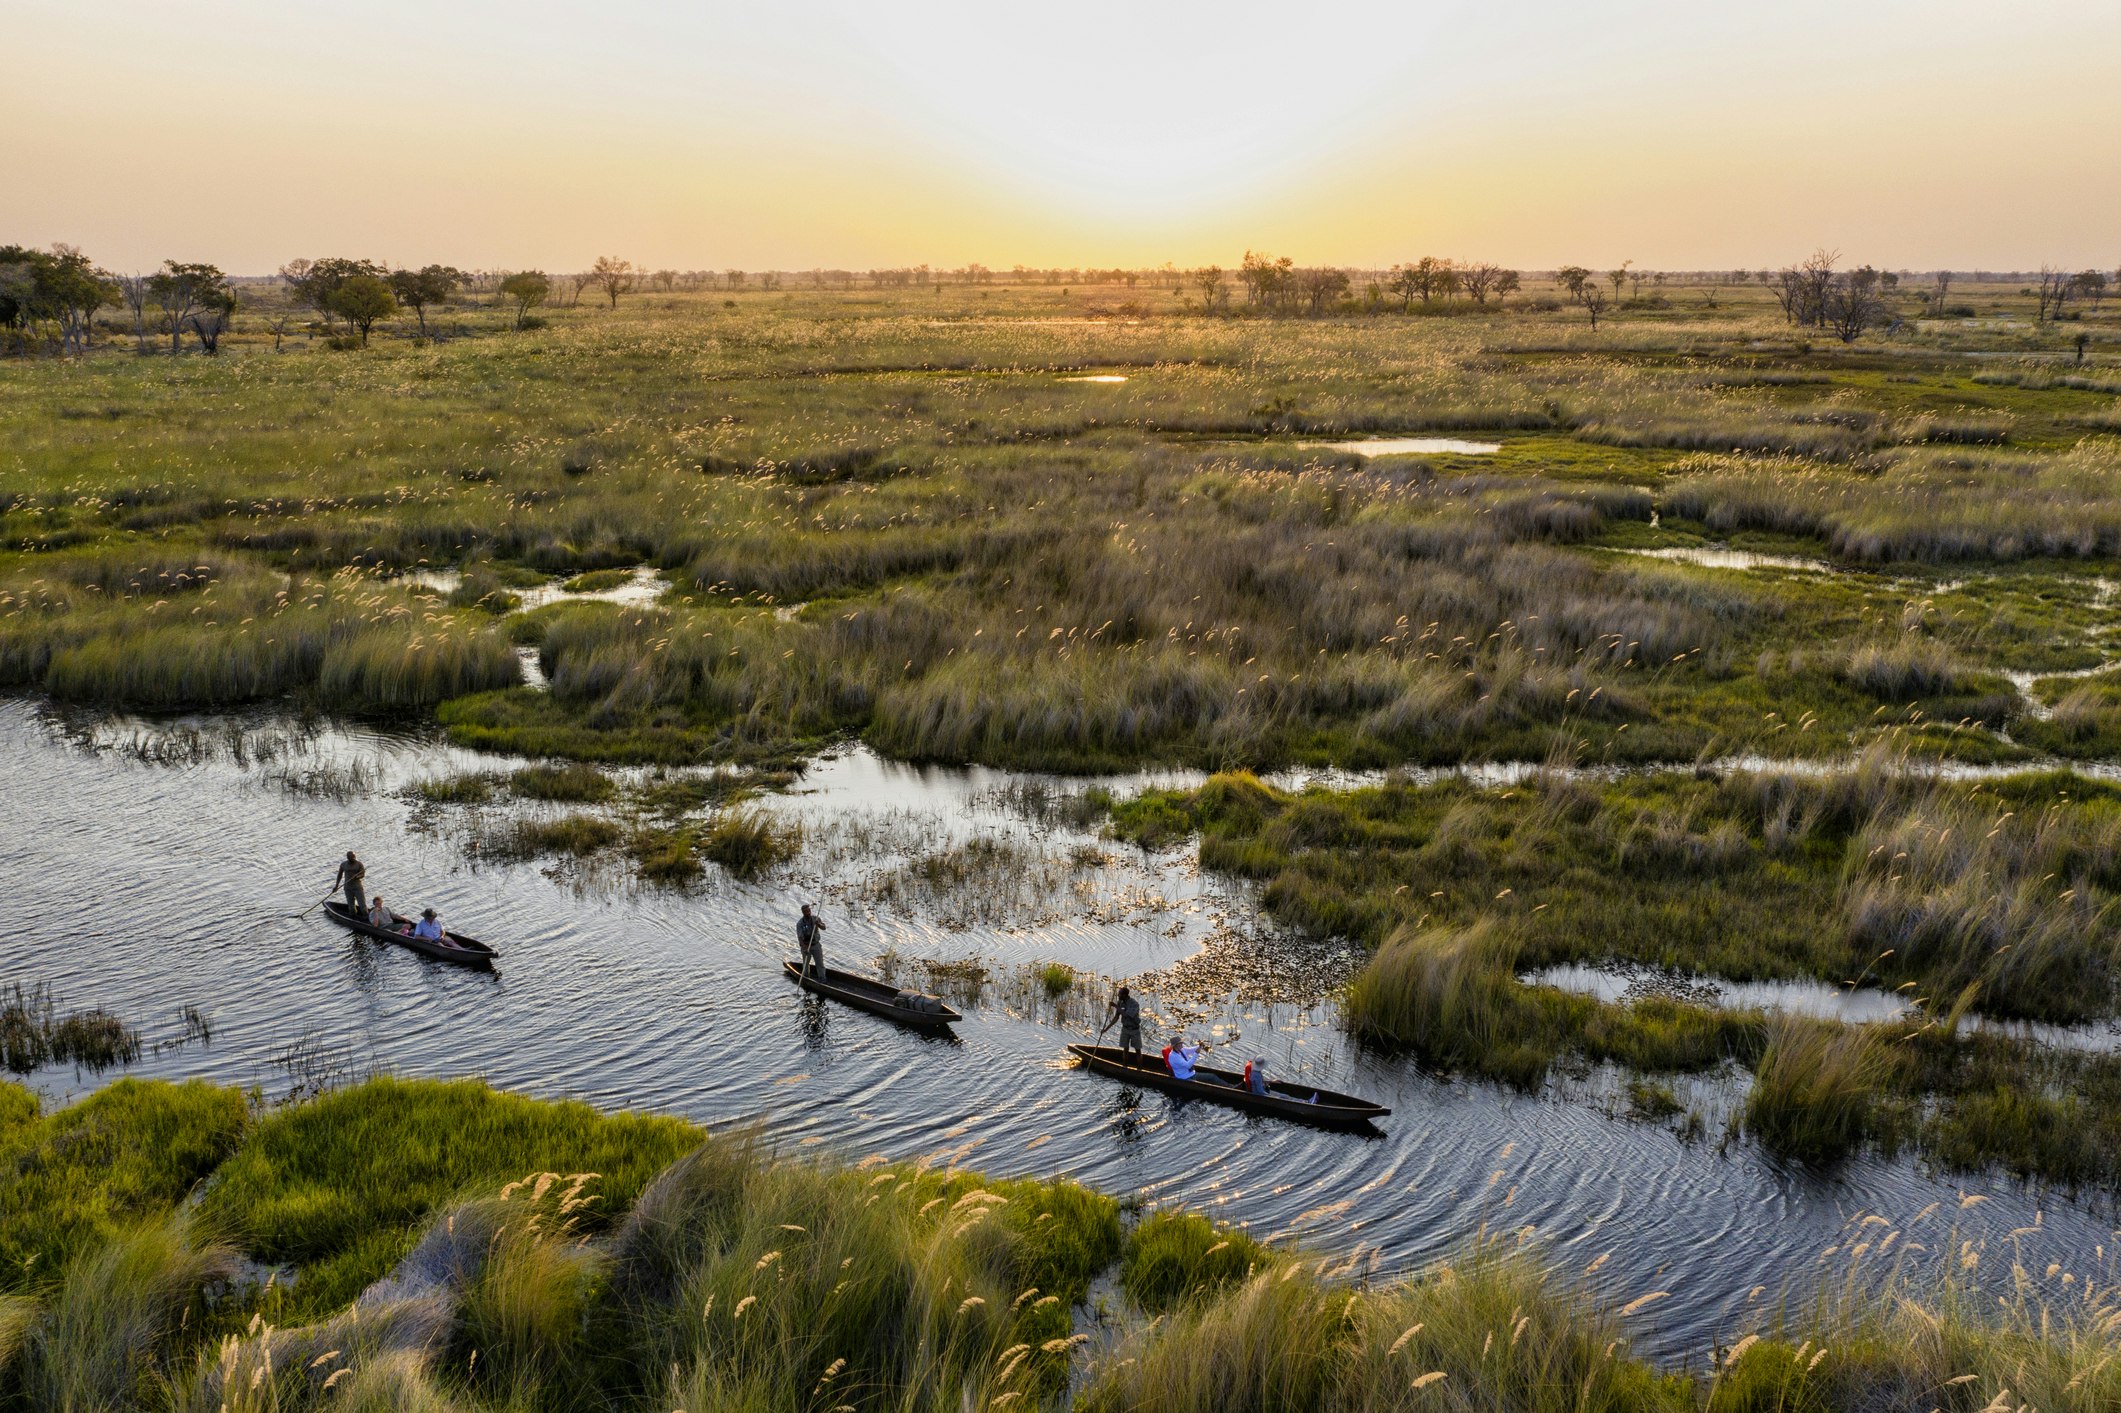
[367,897,396,931]
[1162,1042,1201,1081]
[412,908,447,942]
[1244,1060,1269,1096]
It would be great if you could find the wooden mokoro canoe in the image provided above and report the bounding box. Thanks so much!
[1066,1044,1389,1129]
[783,961,960,1030]
[324,901,499,968]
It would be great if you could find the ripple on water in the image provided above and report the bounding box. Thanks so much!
[3,698,2114,1359]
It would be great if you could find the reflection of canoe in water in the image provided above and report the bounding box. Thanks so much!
[783,961,961,1030]
[1066,1044,1389,1129]
[323,901,498,968]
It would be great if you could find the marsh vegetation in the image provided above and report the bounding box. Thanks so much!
[0,1076,2114,1413]
[10,268,2121,1393]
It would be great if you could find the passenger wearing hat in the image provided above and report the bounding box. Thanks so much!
[411,908,447,943]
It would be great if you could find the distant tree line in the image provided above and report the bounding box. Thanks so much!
[1178,253,1522,318]
[9,236,2119,356]
[1,245,236,355]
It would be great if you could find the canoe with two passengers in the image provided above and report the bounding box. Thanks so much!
[1066,1043,1389,1129]
[323,901,499,968]
[782,961,960,1031]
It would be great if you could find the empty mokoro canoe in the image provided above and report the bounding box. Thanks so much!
[324,901,498,968]
[1066,1044,1388,1128]
[783,961,960,1029]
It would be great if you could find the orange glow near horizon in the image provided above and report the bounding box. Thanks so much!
[6,1,2118,274]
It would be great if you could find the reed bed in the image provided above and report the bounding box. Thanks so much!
[14,289,2110,773]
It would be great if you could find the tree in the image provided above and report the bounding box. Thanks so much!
[188,293,236,354]
[323,275,396,344]
[2069,270,2107,310]
[1192,265,1227,311]
[1388,264,1422,312]
[1393,256,1454,307]
[1770,267,1807,324]
[567,272,594,307]
[1297,266,1350,314]
[1929,270,1954,315]
[1608,262,1632,302]
[1493,270,1521,305]
[1823,267,1886,343]
[2035,266,2072,323]
[114,272,154,352]
[499,271,550,329]
[388,265,463,336]
[39,246,116,355]
[0,245,116,355]
[1555,266,1593,302]
[724,270,745,290]
[1798,250,1839,328]
[591,256,635,308]
[1239,251,1295,311]
[148,261,232,354]
[282,257,384,328]
[653,269,677,292]
[1459,263,1508,306]
[0,252,36,344]
[1578,281,1609,330]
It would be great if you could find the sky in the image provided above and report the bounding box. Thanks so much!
[7,0,2119,274]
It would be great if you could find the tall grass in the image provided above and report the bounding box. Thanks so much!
[697,809,800,879]
[18,1220,235,1412]
[1083,1233,1694,1413]
[0,1078,246,1289]
[1344,922,1550,1083]
[1742,1017,1891,1163]
[3,1072,2117,1411]
[1840,792,2121,1018]
[194,1076,699,1319]
[1119,1210,1277,1312]
[1666,443,2121,563]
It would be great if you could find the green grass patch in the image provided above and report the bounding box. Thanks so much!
[0,1079,246,1291]
[508,762,616,802]
[195,1076,700,1319]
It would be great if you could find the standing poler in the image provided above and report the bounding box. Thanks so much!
[1103,985,1142,1056]
[796,903,826,980]
[333,851,367,913]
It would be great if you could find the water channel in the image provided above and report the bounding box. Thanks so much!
[4,698,2112,1359]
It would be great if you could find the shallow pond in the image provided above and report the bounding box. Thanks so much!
[5,699,2113,1358]
[1300,437,1503,456]
[1613,546,1835,573]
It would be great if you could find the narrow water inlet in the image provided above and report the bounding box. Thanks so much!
[1522,960,2121,1053]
